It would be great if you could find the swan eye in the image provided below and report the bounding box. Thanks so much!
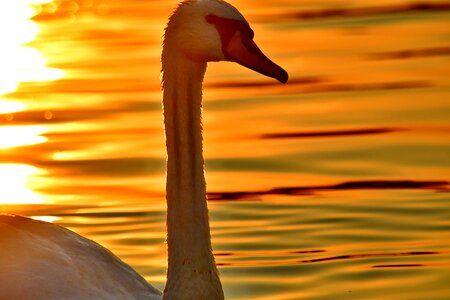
[205,14,254,44]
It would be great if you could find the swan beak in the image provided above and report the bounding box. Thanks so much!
[225,31,288,83]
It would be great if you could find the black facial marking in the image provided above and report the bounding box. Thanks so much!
[205,14,254,57]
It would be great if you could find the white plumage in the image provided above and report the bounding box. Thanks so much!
[0,214,161,300]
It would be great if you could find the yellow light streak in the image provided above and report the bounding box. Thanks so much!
[0,164,44,204]
[0,1,61,206]
[0,100,26,114]
[31,215,61,223]
[0,125,48,148]
[0,0,64,96]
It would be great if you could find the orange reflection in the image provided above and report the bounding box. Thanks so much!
[0,164,44,204]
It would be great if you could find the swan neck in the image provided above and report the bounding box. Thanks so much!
[162,52,223,299]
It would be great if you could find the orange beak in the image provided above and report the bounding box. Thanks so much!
[225,31,288,84]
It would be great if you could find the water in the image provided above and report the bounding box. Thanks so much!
[1,0,450,299]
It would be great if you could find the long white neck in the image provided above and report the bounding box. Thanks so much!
[161,46,224,300]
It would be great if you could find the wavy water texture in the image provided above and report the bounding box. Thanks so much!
[256,2,450,22]
[1,0,450,299]
[208,180,449,200]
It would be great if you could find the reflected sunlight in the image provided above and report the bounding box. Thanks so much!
[0,125,48,148]
[0,164,44,204]
[0,0,63,205]
[0,0,64,95]
[0,100,26,114]
[31,215,61,223]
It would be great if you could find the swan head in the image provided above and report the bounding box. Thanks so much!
[163,0,288,83]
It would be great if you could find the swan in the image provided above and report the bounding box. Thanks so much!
[0,0,287,299]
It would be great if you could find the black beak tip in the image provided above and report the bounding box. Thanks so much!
[277,67,289,84]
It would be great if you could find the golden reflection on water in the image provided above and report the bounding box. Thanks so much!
[30,215,61,222]
[0,0,64,95]
[1,0,449,299]
[0,125,48,148]
[0,0,63,204]
[0,100,26,114]
[0,164,44,204]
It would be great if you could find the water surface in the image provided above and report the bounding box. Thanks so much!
[1,0,449,299]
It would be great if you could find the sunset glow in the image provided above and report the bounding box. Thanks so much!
[31,215,61,223]
[0,1,58,206]
[0,164,44,204]
[0,0,448,298]
[0,100,26,114]
[0,0,64,96]
[0,125,48,148]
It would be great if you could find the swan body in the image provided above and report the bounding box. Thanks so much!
[0,1,287,299]
[0,215,161,300]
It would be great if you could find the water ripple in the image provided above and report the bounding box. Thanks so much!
[372,263,424,268]
[208,180,449,201]
[367,46,450,60]
[260,2,450,22]
[216,250,439,268]
[261,127,406,139]
[299,251,438,264]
